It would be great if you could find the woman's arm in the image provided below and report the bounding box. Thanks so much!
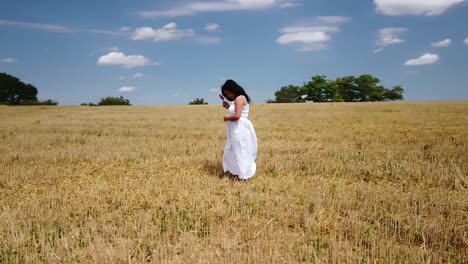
[224,96,246,121]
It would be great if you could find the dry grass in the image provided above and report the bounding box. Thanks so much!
[0,102,467,263]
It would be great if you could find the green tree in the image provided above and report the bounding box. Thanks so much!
[268,85,304,103]
[24,99,59,105]
[301,75,343,102]
[336,76,361,102]
[98,96,131,106]
[0,73,38,105]
[81,102,97,106]
[271,74,404,103]
[37,99,58,105]
[383,86,404,101]
[188,98,208,105]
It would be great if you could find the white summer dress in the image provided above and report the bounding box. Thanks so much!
[223,101,258,179]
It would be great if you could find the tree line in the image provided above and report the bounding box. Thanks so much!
[1,73,131,106]
[2,72,403,106]
[267,75,404,103]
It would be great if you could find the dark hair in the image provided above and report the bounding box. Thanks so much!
[221,79,251,103]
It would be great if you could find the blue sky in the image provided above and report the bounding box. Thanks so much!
[1,0,467,105]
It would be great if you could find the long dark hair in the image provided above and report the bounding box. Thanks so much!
[221,79,251,103]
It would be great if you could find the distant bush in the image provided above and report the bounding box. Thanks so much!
[80,102,97,106]
[98,96,131,106]
[22,99,58,105]
[188,98,208,105]
[36,99,58,105]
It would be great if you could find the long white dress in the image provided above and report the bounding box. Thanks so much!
[223,102,257,179]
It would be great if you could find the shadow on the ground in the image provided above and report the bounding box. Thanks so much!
[202,159,248,182]
[202,159,226,179]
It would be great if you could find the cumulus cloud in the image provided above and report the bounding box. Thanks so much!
[97,52,153,68]
[375,27,407,52]
[210,88,218,92]
[378,27,407,46]
[1,58,17,63]
[432,38,452,47]
[465,37,468,45]
[205,23,220,31]
[404,53,439,66]
[374,0,467,16]
[0,20,71,33]
[277,31,330,50]
[132,22,195,42]
[132,73,144,79]
[140,0,301,17]
[119,86,137,92]
[277,16,350,51]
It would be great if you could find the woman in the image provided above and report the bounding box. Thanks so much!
[220,80,257,180]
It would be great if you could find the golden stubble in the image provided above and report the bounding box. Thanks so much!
[0,102,467,263]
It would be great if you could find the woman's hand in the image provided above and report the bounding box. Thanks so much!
[222,101,229,109]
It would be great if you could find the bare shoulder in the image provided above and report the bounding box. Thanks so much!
[235,95,247,105]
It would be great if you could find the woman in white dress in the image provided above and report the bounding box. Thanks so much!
[220,80,257,180]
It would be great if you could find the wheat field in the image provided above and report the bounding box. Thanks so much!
[0,102,467,263]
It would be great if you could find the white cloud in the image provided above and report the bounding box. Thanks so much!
[140,0,301,17]
[97,52,153,68]
[278,31,330,45]
[280,26,340,33]
[280,2,301,8]
[317,16,351,24]
[110,47,120,52]
[277,17,350,51]
[0,58,17,63]
[120,26,131,32]
[464,37,468,45]
[0,19,134,38]
[375,27,407,52]
[88,29,127,36]
[205,23,220,31]
[210,88,218,93]
[377,27,407,46]
[119,86,137,92]
[120,73,145,80]
[374,0,467,16]
[0,20,71,33]
[132,73,144,79]
[132,22,195,42]
[404,53,439,66]
[431,38,452,47]
[196,36,223,44]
